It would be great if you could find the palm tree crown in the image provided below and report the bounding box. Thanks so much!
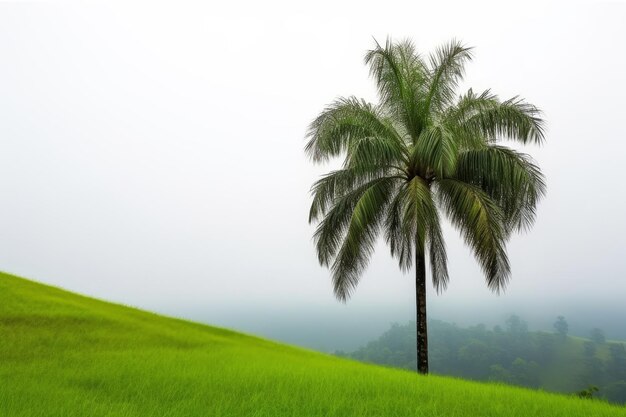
[305,39,545,373]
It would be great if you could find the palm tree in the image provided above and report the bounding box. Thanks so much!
[305,39,546,374]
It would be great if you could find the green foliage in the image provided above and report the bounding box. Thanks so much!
[4,273,625,417]
[576,386,599,399]
[306,38,546,300]
[344,317,626,405]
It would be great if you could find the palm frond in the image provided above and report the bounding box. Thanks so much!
[446,89,545,145]
[365,38,428,140]
[403,177,437,254]
[384,183,414,271]
[435,179,510,292]
[428,211,449,292]
[424,39,473,113]
[309,167,390,224]
[412,122,459,178]
[344,134,408,172]
[384,177,447,287]
[454,145,546,233]
[330,177,399,301]
[312,176,396,267]
[305,97,406,164]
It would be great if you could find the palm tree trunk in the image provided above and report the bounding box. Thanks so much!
[416,248,428,374]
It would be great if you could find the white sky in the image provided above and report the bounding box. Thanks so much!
[1,1,625,344]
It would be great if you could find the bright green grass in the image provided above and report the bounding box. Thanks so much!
[1,272,624,417]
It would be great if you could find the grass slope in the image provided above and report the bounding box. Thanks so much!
[1,272,624,417]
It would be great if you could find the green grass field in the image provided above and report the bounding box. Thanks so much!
[1,272,624,416]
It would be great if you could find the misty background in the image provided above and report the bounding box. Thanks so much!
[1,1,625,352]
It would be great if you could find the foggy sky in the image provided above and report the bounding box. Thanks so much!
[1,1,625,349]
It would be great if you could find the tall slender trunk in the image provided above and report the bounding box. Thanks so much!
[416,248,428,374]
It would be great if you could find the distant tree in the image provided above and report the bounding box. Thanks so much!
[553,316,568,339]
[575,386,599,399]
[590,328,606,344]
[506,315,528,335]
[306,39,546,374]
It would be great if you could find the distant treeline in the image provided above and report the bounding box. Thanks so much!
[336,316,626,405]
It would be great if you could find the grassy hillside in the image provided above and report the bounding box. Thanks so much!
[1,272,624,417]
